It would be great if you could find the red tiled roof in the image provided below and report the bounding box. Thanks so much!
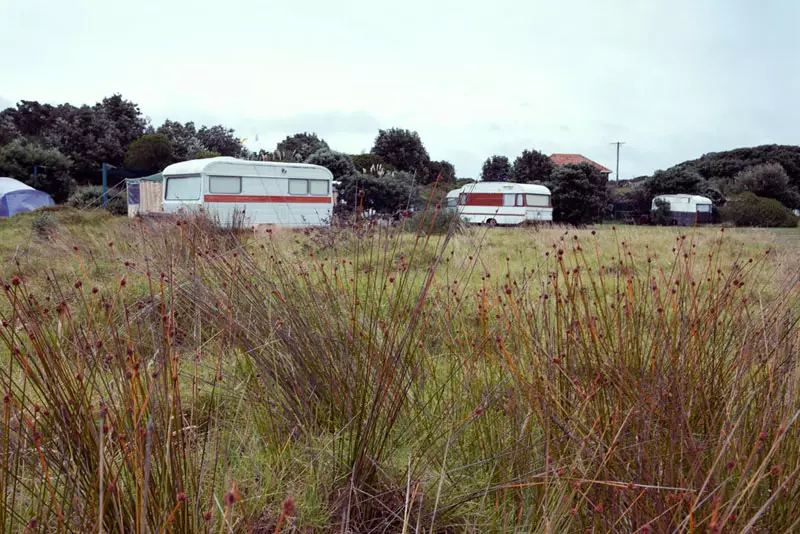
[550,154,612,173]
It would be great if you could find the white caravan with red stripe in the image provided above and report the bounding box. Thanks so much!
[162,157,334,227]
[452,181,552,225]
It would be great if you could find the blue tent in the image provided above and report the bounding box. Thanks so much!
[0,177,55,218]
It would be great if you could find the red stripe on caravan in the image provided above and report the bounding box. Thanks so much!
[205,195,332,203]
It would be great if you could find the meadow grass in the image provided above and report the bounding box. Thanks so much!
[0,209,798,532]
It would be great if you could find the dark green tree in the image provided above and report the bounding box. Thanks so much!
[124,134,174,173]
[156,120,204,161]
[0,113,19,145]
[337,172,416,215]
[645,167,705,197]
[197,125,243,157]
[549,163,606,225]
[371,128,430,178]
[511,149,554,183]
[428,160,456,183]
[480,155,512,182]
[659,145,800,194]
[305,149,356,181]
[277,133,329,162]
[0,139,74,202]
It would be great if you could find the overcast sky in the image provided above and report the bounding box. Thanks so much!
[2,0,799,179]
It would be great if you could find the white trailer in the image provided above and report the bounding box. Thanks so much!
[449,181,552,225]
[162,157,334,227]
[651,194,713,226]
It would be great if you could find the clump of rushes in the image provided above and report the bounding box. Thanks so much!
[0,227,236,533]
[1,207,799,532]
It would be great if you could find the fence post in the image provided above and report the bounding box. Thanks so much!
[102,163,108,209]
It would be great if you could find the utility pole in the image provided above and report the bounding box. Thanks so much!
[610,142,625,182]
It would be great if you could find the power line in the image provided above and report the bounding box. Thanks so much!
[610,141,625,182]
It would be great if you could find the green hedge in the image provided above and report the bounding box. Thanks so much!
[719,192,798,228]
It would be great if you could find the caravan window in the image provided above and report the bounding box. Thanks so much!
[165,176,201,200]
[446,197,458,208]
[458,193,467,205]
[209,176,242,194]
[288,179,308,194]
[309,180,329,195]
[503,194,516,207]
[696,204,712,213]
[526,194,549,207]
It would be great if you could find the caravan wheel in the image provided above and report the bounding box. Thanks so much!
[486,218,497,227]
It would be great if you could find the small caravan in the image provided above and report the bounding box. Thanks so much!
[162,157,334,227]
[651,194,713,226]
[449,181,552,225]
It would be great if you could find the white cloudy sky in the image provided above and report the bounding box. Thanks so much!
[2,0,799,179]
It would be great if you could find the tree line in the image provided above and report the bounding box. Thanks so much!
[614,146,800,227]
[1,94,798,226]
[0,95,244,202]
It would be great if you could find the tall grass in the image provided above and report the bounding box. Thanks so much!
[1,207,798,532]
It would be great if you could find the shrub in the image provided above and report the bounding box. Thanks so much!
[731,162,800,208]
[191,150,221,160]
[124,133,173,173]
[32,210,58,237]
[719,192,799,227]
[336,172,416,215]
[405,205,465,235]
[305,148,356,181]
[0,139,75,202]
[650,198,672,225]
[68,185,127,216]
[277,132,328,161]
[351,154,395,176]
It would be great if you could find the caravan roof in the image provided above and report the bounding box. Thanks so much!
[163,157,332,177]
[461,181,551,195]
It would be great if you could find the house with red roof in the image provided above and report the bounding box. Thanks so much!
[550,154,612,179]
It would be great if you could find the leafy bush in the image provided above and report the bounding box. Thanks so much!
[719,192,799,227]
[351,153,394,175]
[337,172,416,215]
[277,132,328,161]
[650,197,672,225]
[191,150,221,160]
[124,133,173,172]
[0,139,75,202]
[32,210,58,237]
[405,205,465,235]
[730,163,800,208]
[305,148,356,180]
[68,185,127,216]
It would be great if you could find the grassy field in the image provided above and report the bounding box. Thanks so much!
[0,208,799,532]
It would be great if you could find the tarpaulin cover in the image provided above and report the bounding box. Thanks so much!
[0,177,55,218]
